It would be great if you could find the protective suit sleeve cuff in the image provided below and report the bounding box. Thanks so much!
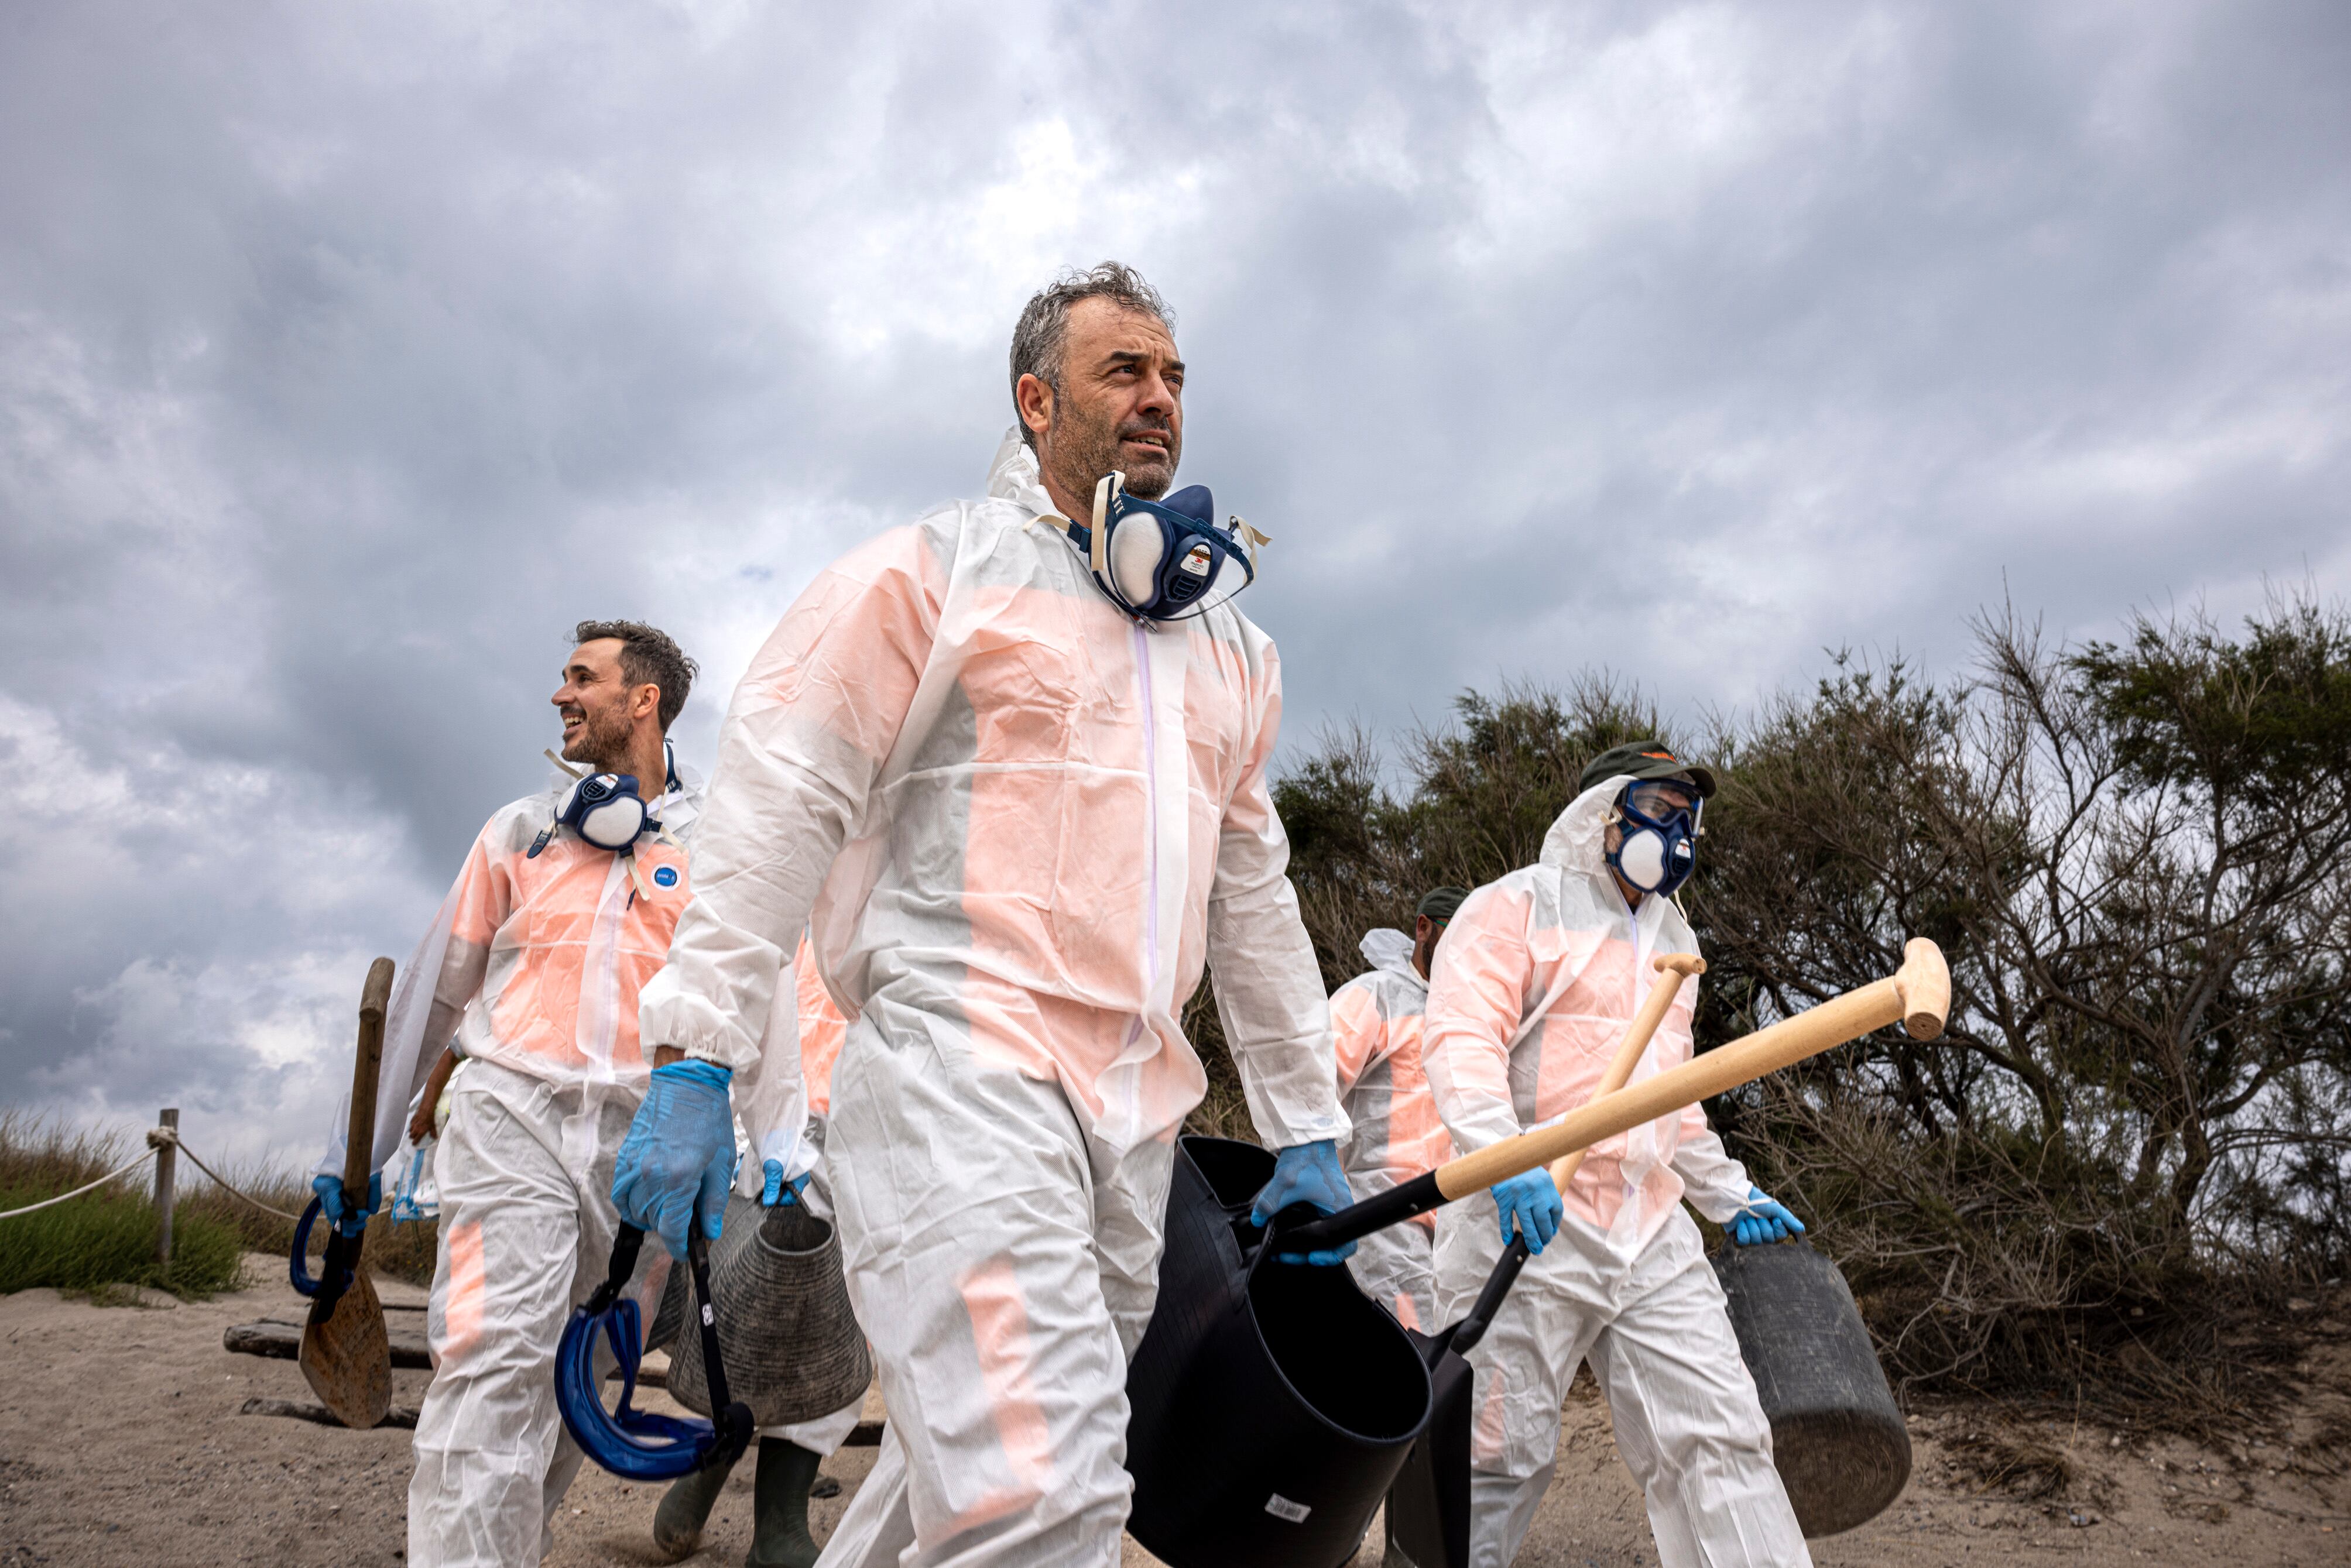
[1242,1104,1352,1151]
[652,1058,732,1090]
[1684,1174,1757,1224]
[757,1127,820,1185]
[637,971,767,1073]
[1435,1113,1526,1161]
[639,1030,759,1072]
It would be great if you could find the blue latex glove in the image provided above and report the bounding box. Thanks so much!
[1249,1139,1357,1266]
[1492,1167,1563,1254]
[609,1059,736,1258]
[312,1172,382,1238]
[760,1158,813,1208]
[1730,1186,1806,1247]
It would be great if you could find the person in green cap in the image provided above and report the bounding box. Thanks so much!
[1327,886,1471,1334]
[1421,742,1811,1568]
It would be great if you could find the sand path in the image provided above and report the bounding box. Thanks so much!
[1,1258,2342,1566]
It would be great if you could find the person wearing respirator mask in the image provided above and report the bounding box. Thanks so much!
[1420,742,1809,1568]
[616,263,1352,1568]
[309,621,708,1567]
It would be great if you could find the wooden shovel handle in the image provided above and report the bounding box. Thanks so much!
[1276,940,1949,1254]
[342,957,396,1194]
[1439,939,1946,1200]
[1545,952,1706,1189]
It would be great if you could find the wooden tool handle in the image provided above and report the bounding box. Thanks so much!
[1547,952,1706,1188]
[341,957,396,1193]
[1278,940,1949,1254]
[1438,939,1946,1200]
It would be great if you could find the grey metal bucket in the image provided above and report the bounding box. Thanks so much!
[664,1193,872,1428]
[1713,1238,1911,1536]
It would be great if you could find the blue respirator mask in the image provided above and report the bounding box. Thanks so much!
[529,771,656,859]
[1055,472,1265,622]
[1606,780,1704,897]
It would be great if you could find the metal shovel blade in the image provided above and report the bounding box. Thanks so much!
[300,1261,393,1429]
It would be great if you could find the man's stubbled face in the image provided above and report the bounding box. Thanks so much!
[552,639,640,773]
[1039,297,1184,501]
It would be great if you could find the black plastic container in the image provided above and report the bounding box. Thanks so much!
[1713,1238,1911,1536]
[1125,1137,1434,1568]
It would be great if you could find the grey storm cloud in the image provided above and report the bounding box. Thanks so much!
[2,0,2346,1161]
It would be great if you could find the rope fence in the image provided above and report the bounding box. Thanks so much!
[0,1114,305,1260]
[0,1148,156,1220]
[149,1127,306,1222]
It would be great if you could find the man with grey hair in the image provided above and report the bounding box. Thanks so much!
[1005,261,1183,493]
[619,262,1356,1566]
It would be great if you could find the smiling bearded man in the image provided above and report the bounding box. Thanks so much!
[313,620,707,1567]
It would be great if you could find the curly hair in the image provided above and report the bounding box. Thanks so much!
[571,619,697,732]
[1008,262,1174,448]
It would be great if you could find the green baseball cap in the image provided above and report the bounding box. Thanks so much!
[1577,741,1717,800]
[1416,886,1471,925]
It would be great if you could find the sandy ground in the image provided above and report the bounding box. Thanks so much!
[1,1256,2344,1566]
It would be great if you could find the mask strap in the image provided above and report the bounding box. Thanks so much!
[529,774,576,859]
[624,849,653,904]
[545,748,587,780]
[1235,517,1270,576]
[1088,472,1118,581]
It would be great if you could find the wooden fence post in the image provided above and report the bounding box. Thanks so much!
[153,1108,179,1268]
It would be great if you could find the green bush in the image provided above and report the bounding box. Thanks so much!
[0,1109,441,1296]
[0,1183,246,1298]
[1255,594,2351,1434]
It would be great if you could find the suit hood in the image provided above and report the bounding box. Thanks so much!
[1540,774,1639,876]
[1357,927,1425,990]
[986,425,1056,514]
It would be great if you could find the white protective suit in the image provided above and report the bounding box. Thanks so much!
[1331,928,1453,1332]
[638,430,1346,1567]
[396,760,702,1567]
[1421,777,1811,1568]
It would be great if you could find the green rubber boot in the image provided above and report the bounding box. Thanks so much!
[652,1446,742,1560]
[745,1437,825,1568]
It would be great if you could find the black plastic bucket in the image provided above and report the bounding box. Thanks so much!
[1126,1137,1434,1568]
[1713,1238,1911,1536]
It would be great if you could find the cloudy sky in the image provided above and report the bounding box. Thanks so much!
[4,1,2345,1163]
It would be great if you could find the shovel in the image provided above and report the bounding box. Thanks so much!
[1277,938,1948,1257]
[1386,953,1703,1568]
[300,956,396,1429]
